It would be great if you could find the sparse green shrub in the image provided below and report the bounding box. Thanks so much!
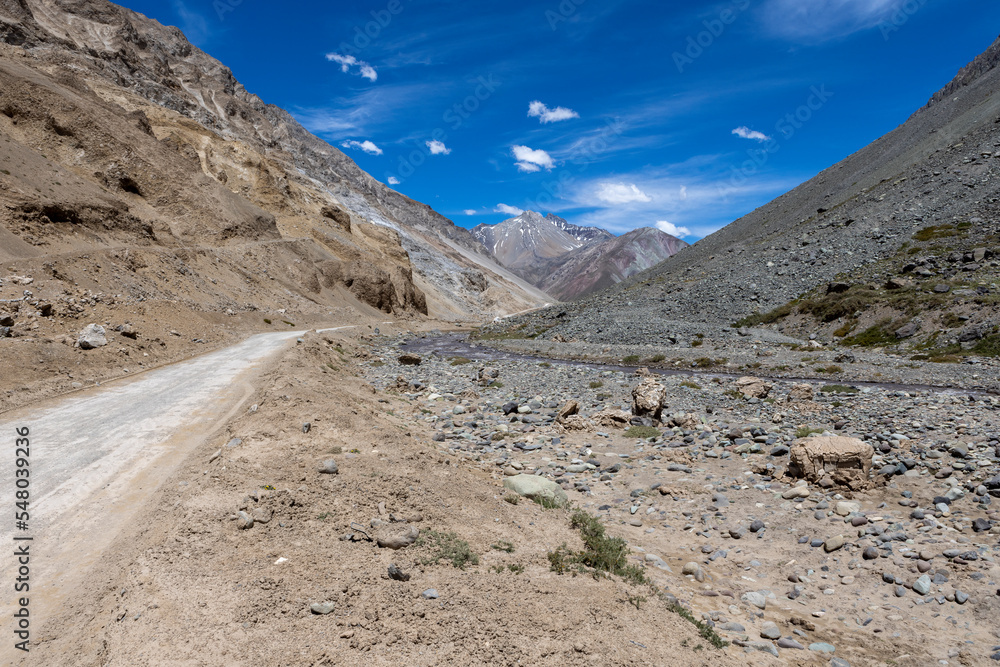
[796,426,825,438]
[492,540,515,553]
[503,494,520,505]
[940,313,964,329]
[263,318,272,324]
[548,510,647,585]
[912,224,957,242]
[647,354,666,363]
[815,365,842,374]
[820,384,859,394]
[691,339,703,347]
[417,530,479,569]
[972,334,1000,357]
[589,381,604,389]
[449,356,472,366]
[680,380,701,390]
[662,597,729,649]
[623,355,640,364]
[624,426,660,439]
[532,495,564,509]
[488,381,504,389]
[833,321,856,338]
[843,321,898,347]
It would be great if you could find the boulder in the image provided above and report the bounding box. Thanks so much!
[398,353,422,366]
[77,324,108,350]
[560,415,592,431]
[503,474,568,507]
[736,376,772,399]
[789,436,874,490]
[894,319,921,339]
[787,384,814,402]
[592,409,631,429]
[120,323,138,339]
[631,378,667,420]
[376,524,419,550]
[0,313,14,327]
[478,366,499,381]
[669,412,700,429]
[557,400,579,420]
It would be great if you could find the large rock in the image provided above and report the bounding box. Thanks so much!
[557,400,579,420]
[376,524,419,550]
[736,376,772,399]
[77,324,108,349]
[592,409,631,429]
[789,436,874,490]
[503,474,568,507]
[787,384,814,402]
[631,378,667,420]
[398,353,422,366]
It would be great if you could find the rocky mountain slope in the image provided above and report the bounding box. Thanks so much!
[471,211,605,273]
[539,226,688,301]
[0,0,548,324]
[494,34,1000,360]
[472,211,682,300]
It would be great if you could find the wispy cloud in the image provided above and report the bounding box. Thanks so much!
[426,139,452,155]
[326,53,378,81]
[495,203,524,215]
[656,221,692,238]
[595,182,651,204]
[341,139,383,155]
[528,100,580,124]
[463,209,478,216]
[760,0,899,42]
[541,165,804,238]
[511,145,554,172]
[732,126,773,142]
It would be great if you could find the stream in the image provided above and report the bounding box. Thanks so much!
[401,332,990,398]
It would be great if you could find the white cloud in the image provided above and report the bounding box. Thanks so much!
[679,185,688,201]
[495,204,524,216]
[761,0,898,41]
[326,53,378,81]
[732,126,772,142]
[388,176,400,185]
[656,221,692,238]
[463,209,477,216]
[341,140,383,155]
[426,139,451,155]
[595,182,652,205]
[527,100,580,124]
[511,145,554,172]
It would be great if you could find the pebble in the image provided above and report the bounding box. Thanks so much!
[421,589,439,600]
[809,642,836,653]
[760,621,781,639]
[310,601,335,615]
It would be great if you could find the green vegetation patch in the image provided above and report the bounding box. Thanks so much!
[624,425,660,439]
[417,530,479,569]
[548,510,647,585]
[820,384,859,394]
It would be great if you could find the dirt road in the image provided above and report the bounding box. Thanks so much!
[0,327,351,663]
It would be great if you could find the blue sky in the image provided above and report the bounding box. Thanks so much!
[119,0,1000,240]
